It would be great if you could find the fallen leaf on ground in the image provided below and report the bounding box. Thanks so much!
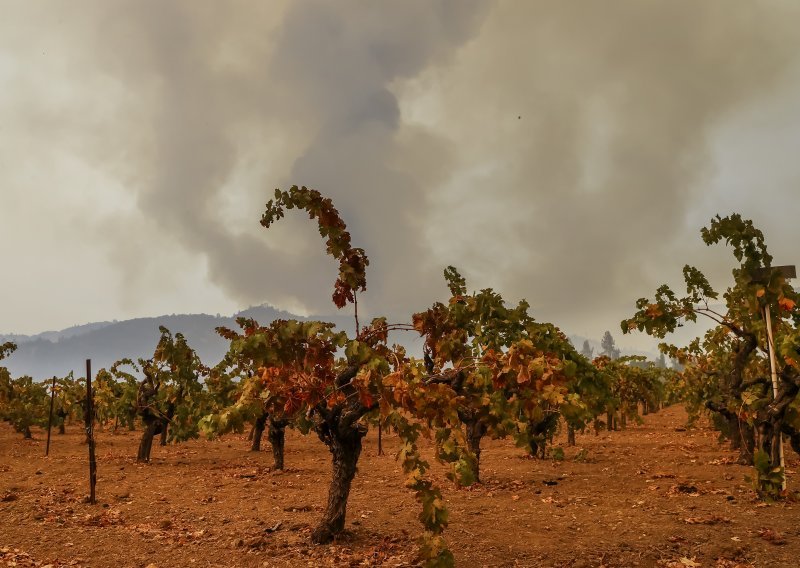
[683,515,731,525]
[757,528,787,545]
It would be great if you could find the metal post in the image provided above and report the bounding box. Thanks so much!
[45,376,56,457]
[764,306,787,491]
[85,359,97,504]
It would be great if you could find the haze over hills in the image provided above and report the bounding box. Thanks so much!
[0,306,358,380]
[1,305,659,380]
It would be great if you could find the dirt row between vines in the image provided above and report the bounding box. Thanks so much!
[1,405,799,568]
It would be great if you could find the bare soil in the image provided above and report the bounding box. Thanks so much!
[2,406,799,568]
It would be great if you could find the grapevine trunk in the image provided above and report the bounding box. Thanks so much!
[465,418,486,483]
[268,417,287,470]
[137,418,159,463]
[159,404,175,447]
[311,423,365,544]
[251,413,267,452]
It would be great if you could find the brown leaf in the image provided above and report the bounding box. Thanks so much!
[757,528,787,545]
[683,515,731,525]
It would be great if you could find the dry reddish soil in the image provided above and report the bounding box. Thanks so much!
[2,406,799,568]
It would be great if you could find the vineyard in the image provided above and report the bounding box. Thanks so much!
[2,189,800,567]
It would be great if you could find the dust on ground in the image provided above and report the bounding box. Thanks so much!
[1,406,798,567]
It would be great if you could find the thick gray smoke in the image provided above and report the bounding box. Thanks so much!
[418,1,800,335]
[2,1,800,345]
[68,0,488,318]
[269,1,488,317]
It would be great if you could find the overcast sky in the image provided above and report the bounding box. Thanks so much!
[2,1,800,352]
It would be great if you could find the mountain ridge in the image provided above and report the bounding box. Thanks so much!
[1,306,358,379]
[1,307,658,380]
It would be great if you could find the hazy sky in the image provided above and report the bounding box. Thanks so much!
[2,1,800,352]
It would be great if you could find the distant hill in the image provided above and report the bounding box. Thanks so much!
[1,306,360,380]
[1,321,115,344]
[1,309,658,380]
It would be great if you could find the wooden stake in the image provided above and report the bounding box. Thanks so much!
[45,376,56,457]
[85,359,97,504]
[354,291,360,338]
[764,306,787,491]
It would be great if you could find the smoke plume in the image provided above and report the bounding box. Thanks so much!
[2,1,800,346]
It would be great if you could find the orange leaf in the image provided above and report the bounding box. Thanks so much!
[359,392,374,408]
[645,303,663,318]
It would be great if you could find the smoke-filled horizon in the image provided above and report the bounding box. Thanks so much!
[2,1,800,352]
